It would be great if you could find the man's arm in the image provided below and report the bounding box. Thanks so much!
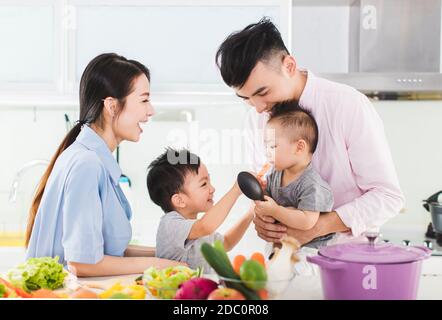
[253,210,350,245]
[334,94,404,237]
[286,211,349,244]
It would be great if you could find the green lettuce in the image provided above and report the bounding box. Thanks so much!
[7,256,67,292]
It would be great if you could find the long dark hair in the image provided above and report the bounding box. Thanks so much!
[25,53,150,246]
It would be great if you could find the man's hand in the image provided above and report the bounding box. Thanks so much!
[254,195,279,217]
[253,214,316,245]
[253,210,351,246]
[253,214,287,243]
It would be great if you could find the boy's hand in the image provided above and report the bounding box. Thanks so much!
[254,195,279,218]
[233,180,242,196]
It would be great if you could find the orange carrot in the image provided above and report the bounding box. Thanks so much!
[250,252,266,267]
[232,255,246,274]
[257,289,269,300]
[32,289,61,299]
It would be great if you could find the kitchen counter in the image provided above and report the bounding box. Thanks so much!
[1,247,441,300]
[75,256,442,300]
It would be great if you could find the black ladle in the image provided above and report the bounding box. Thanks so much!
[237,171,281,225]
[237,171,265,201]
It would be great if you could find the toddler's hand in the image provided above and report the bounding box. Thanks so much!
[258,178,267,190]
[257,163,271,189]
[254,195,278,217]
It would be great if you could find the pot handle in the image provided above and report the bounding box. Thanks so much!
[307,255,347,270]
[412,245,433,259]
[423,190,442,212]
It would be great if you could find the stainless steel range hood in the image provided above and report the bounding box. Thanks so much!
[316,0,442,94]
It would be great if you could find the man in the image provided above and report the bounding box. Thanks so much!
[215,18,404,247]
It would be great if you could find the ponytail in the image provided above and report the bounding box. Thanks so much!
[25,123,83,247]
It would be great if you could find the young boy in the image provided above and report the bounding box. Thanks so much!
[254,101,334,238]
[146,148,253,273]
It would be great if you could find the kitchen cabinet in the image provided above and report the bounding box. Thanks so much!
[75,3,281,92]
[0,0,286,100]
[0,4,55,86]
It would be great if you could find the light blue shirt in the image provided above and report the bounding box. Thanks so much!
[26,125,132,265]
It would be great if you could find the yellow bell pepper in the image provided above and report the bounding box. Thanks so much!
[125,285,146,300]
[98,282,146,300]
[99,282,124,299]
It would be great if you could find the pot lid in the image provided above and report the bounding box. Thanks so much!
[318,233,431,264]
[424,190,442,204]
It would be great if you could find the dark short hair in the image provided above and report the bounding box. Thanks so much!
[215,17,289,88]
[268,101,319,154]
[146,148,201,213]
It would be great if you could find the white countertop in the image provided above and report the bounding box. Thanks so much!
[2,247,441,300]
[75,255,442,300]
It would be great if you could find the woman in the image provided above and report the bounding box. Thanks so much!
[25,53,182,276]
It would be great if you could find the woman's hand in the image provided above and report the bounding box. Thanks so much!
[254,195,279,218]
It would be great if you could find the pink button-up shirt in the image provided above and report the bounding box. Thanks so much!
[244,71,405,237]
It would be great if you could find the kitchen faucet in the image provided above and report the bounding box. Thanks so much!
[9,159,50,203]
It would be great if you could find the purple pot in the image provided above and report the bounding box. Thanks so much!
[307,233,431,300]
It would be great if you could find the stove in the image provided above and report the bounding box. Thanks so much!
[380,223,442,256]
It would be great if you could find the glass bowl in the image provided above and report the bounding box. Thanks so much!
[145,285,179,300]
[142,265,201,300]
[217,273,295,300]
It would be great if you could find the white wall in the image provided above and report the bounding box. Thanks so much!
[375,100,442,229]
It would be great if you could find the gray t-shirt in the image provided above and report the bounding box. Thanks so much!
[265,163,334,251]
[156,211,223,274]
[266,162,334,215]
